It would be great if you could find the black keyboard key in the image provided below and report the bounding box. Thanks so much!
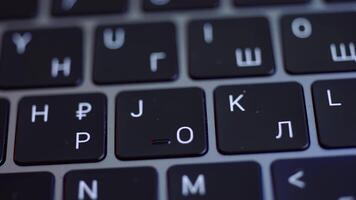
[116,88,207,160]
[0,1,38,20]
[272,156,356,200]
[0,28,83,89]
[15,94,106,165]
[235,0,309,6]
[281,12,356,74]
[325,0,356,2]
[168,162,262,200]
[312,79,356,148]
[0,99,9,165]
[52,0,127,16]
[215,82,309,154]
[143,0,219,11]
[94,23,178,84]
[64,167,157,200]
[0,172,54,200]
[189,18,274,79]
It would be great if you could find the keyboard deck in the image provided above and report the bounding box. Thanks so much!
[1,0,356,199]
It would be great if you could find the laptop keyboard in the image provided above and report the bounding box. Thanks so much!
[0,0,356,200]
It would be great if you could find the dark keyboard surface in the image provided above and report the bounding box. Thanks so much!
[0,1,356,200]
[0,172,55,200]
[0,0,38,20]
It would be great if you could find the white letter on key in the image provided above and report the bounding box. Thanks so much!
[275,121,293,139]
[51,57,71,77]
[182,174,206,196]
[103,28,125,50]
[176,126,194,144]
[130,99,143,118]
[76,132,91,150]
[12,32,32,54]
[76,102,92,120]
[150,52,166,72]
[235,48,262,67]
[330,42,356,63]
[31,105,49,123]
[78,180,98,200]
[291,18,312,39]
[229,94,245,112]
[327,89,342,107]
[203,23,213,44]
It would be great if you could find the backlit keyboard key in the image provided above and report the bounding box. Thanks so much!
[272,156,356,200]
[15,94,106,165]
[0,28,83,89]
[116,88,207,160]
[94,22,178,84]
[189,17,275,79]
[64,167,158,200]
[168,162,263,200]
[281,12,356,74]
[313,79,356,148]
[215,82,309,154]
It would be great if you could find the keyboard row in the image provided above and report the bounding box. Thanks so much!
[0,79,355,165]
[3,0,351,20]
[1,12,356,89]
[1,156,356,200]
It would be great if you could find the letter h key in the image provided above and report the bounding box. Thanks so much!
[15,94,106,165]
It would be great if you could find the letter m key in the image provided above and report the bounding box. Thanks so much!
[182,174,206,196]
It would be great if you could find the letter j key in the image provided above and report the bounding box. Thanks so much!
[116,88,207,160]
[214,82,309,154]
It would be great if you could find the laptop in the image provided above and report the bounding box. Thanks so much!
[0,0,356,199]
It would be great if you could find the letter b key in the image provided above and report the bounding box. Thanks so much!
[214,82,309,154]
